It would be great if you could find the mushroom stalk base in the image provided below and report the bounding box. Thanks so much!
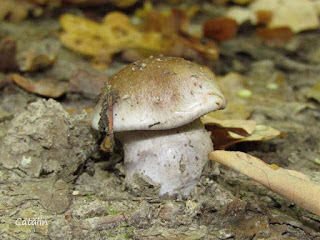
[116,120,213,197]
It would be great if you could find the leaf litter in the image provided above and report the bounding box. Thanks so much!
[0,0,320,239]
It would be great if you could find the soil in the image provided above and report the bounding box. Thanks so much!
[0,2,320,240]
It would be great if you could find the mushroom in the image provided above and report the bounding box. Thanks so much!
[91,56,226,197]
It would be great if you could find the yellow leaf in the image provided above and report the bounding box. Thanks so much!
[238,124,281,142]
[206,102,253,120]
[59,12,163,68]
[201,115,256,135]
[204,117,281,149]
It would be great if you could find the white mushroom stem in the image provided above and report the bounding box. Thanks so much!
[116,120,213,197]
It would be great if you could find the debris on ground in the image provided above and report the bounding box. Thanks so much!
[0,0,320,239]
[0,99,98,179]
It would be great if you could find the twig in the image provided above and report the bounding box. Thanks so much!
[209,150,320,217]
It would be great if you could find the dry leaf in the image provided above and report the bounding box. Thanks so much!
[201,115,256,135]
[313,0,320,16]
[226,7,254,25]
[134,6,219,60]
[209,151,320,216]
[205,102,253,120]
[209,124,280,149]
[255,10,272,25]
[307,81,320,103]
[250,0,320,33]
[24,0,137,7]
[60,12,163,68]
[230,124,281,142]
[0,37,17,72]
[256,27,293,47]
[11,74,68,98]
[204,17,238,41]
[203,115,280,150]
[178,35,219,60]
[227,0,320,33]
[144,9,189,34]
[60,10,219,68]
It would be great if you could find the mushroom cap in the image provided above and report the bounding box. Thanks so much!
[92,56,226,131]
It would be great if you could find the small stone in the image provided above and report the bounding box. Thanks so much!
[72,190,80,196]
[20,156,32,168]
[122,95,131,100]
[266,82,278,90]
[237,89,252,98]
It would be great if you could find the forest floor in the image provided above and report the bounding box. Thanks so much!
[0,1,320,239]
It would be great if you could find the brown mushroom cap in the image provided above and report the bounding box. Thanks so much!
[92,56,226,131]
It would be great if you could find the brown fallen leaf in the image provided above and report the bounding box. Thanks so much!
[11,74,68,98]
[307,80,320,103]
[60,12,162,69]
[227,0,320,33]
[140,8,219,60]
[207,124,280,150]
[201,115,256,135]
[144,8,189,35]
[178,35,219,60]
[202,115,280,149]
[204,17,238,41]
[256,27,293,47]
[60,8,219,68]
[0,37,18,72]
[226,7,254,25]
[209,150,320,217]
[26,0,137,7]
[255,10,272,24]
[230,124,280,141]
